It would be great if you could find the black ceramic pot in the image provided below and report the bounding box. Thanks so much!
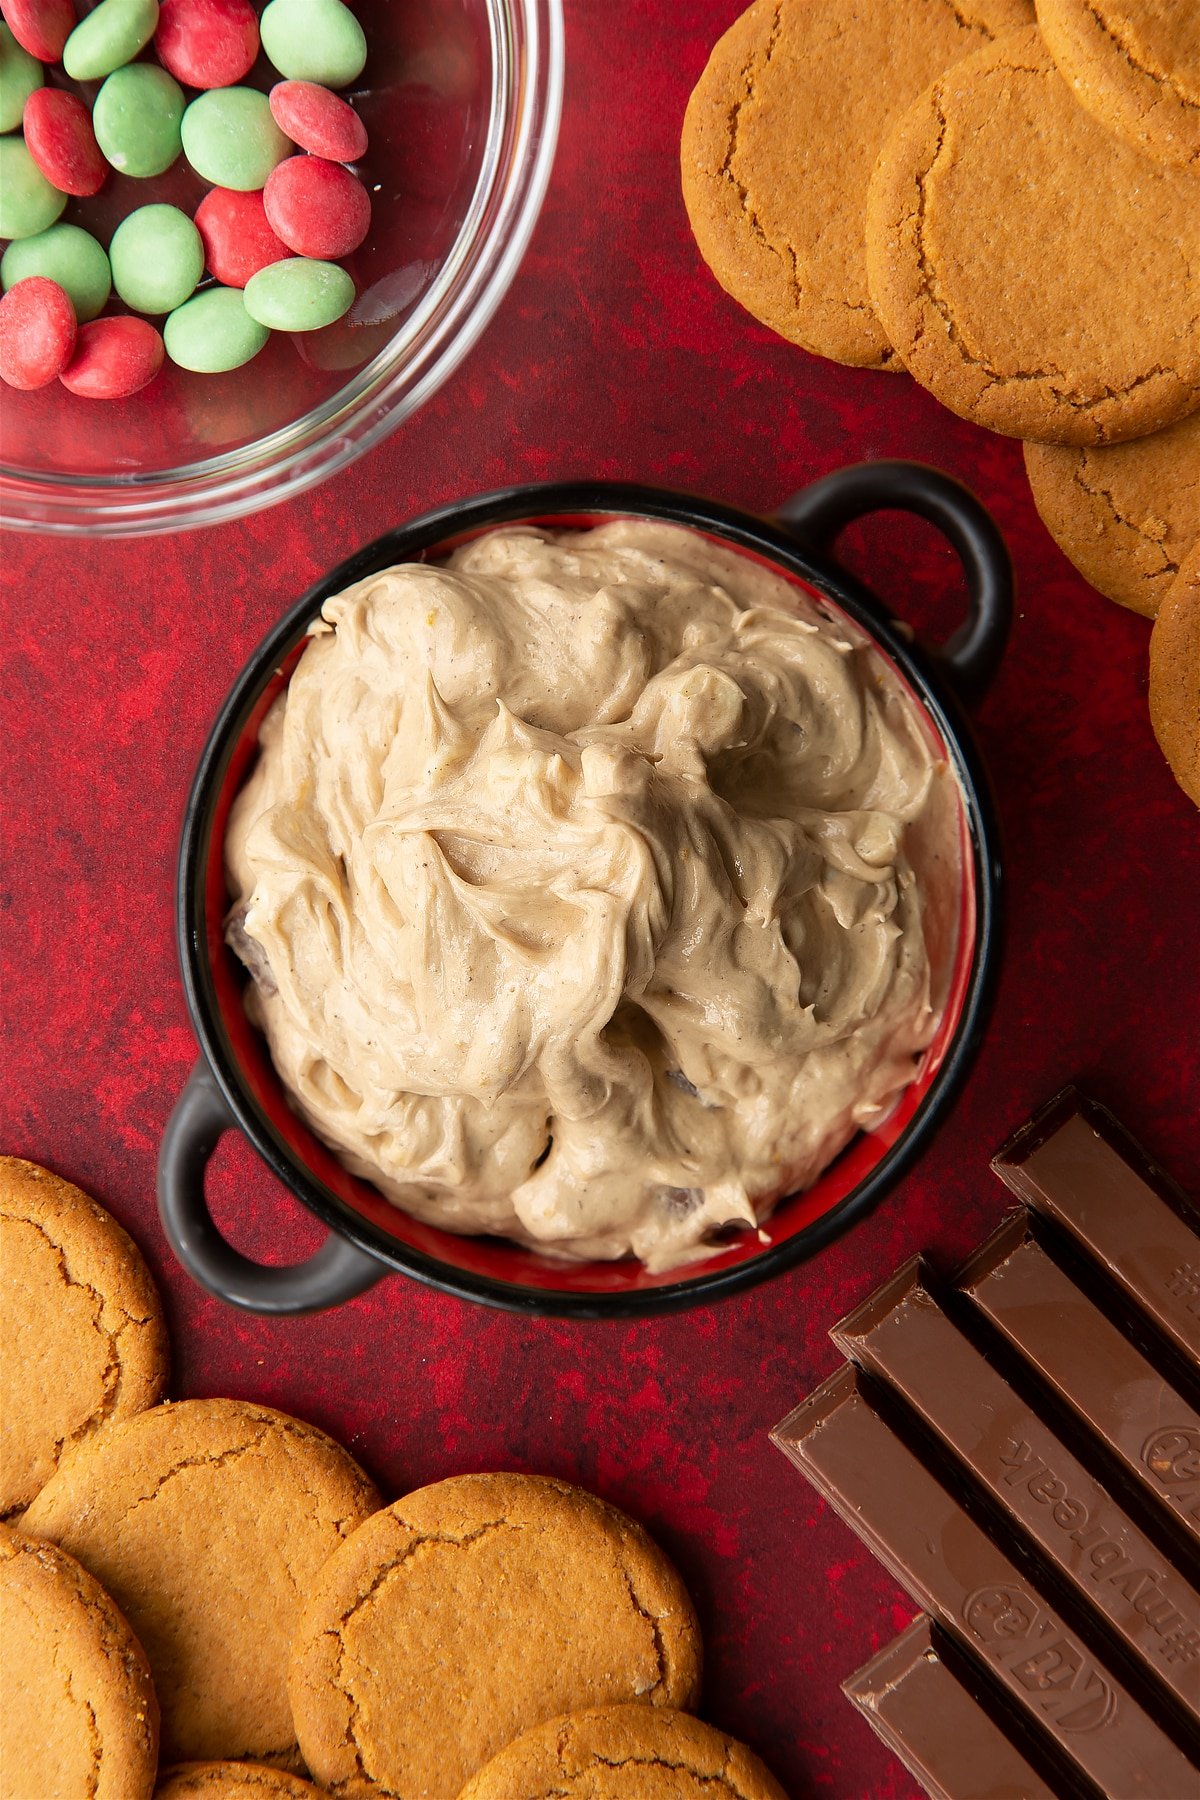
[159,462,1010,1317]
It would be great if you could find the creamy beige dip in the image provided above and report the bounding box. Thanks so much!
[225,521,960,1271]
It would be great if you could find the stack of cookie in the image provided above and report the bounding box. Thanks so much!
[0,1156,787,1799]
[681,0,1200,807]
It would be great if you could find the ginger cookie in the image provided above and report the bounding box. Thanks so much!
[865,26,1200,445]
[458,1705,788,1800]
[680,0,1033,370]
[0,1522,159,1800]
[21,1398,380,1767]
[1037,0,1200,169]
[1025,410,1200,617]
[0,1155,168,1517]
[287,1472,702,1800]
[155,1766,326,1798]
[1149,539,1200,807]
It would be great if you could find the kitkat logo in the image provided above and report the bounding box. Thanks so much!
[963,1585,1117,1732]
[1142,1427,1200,1491]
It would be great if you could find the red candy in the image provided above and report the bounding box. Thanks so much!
[154,0,258,89]
[0,0,76,60]
[268,80,367,163]
[264,155,371,260]
[60,316,164,399]
[194,186,289,288]
[23,88,107,198]
[0,278,77,390]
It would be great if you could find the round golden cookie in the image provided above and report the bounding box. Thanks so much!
[0,1521,159,1800]
[1037,0,1200,169]
[459,1705,788,1800]
[865,26,1200,445]
[0,1155,169,1517]
[1025,410,1200,617]
[1149,539,1200,807]
[155,1765,326,1798]
[680,0,1033,370]
[287,1473,703,1800]
[21,1398,380,1767]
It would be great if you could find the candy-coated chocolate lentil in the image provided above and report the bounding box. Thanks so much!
[0,22,41,132]
[1,222,111,320]
[155,0,257,89]
[0,276,75,388]
[59,312,163,396]
[93,62,183,177]
[268,79,366,161]
[243,255,353,330]
[259,0,366,88]
[62,0,158,80]
[164,283,267,370]
[181,85,291,190]
[264,153,369,258]
[109,202,202,313]
[0,135,66,238]
[23,87,106,196]
[194,185,287,287]
[0,0,75,61]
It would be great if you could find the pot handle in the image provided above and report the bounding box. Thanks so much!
[157,1061,387,1315]
[773,460,1013,707]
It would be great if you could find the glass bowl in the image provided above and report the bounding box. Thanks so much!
[0,0,563,536]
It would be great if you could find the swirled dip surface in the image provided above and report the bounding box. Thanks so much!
[226,522,959,1270]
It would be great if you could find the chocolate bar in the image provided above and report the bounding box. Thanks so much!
[958,1216,1200,1545]
[772,1367,1197,1797]
[993,1089,1200,1364]
[832,1258,1200,1711]
[843,1616,1057,1800]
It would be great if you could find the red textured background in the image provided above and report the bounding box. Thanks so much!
[2,3,1198,1793]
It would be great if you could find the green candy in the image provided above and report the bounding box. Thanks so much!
[0,24,42,133]
[164,287,270,372]
[94,64,183,178]
[63,0,158,81]
[1,224,112,322]
[243,258,354,331]
[109,204,203,314]
[259,0,367,87]
[180,87,291,191]
[0,137,66,239]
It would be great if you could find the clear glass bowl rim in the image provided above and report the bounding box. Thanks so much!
[0,0,565,538]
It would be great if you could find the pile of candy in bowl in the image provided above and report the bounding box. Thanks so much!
[0,0,379,395]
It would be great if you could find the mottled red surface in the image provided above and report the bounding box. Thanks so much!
[2,3,1198,1794]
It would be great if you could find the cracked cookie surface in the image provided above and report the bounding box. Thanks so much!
[0,1521,159,1800]
[865,26,1200,444]
[287,1473,702,1800]
[1150,539,1200,806]
[680,0,1033,369]
[458,1704,788,1800]
[0,1155,168,1517]
[21,1398,380,1767]
[1025,410,1200,616]
[155,1761,327,1797]
[1037,0,1200,168]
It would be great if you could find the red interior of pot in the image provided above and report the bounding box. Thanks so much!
[202,516,978,1295]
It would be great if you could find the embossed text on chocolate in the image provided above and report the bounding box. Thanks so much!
[1141,1426,1200,1522]
[999,1437,1200,1665]
[1165,1262,1200,1316]
[962,1585,1117,1732]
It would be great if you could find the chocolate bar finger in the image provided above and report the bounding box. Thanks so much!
[843,1616,1058,1800]
[772,1367,1198,1799]
[832,1259,1200,1713]
[958,1218,1200,1546]
[992,1089,1200,1364]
